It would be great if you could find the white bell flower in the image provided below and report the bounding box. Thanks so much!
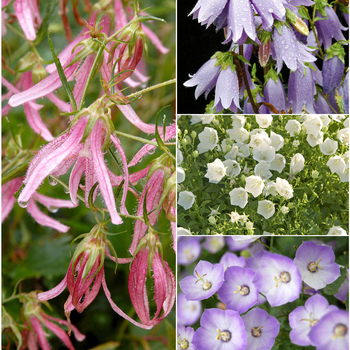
[178,191,195,210]
[280,206,290,214]
[231,115,246,129]
[177,167,186,184]
[204,158,226,184]
[191,115,215,124]
[343,117,349,128]
[197,127,218,154]
[254,161,272,180]
[306,132,323,147]
[257,200,275,219]
[290,153,305,174]
[275,177,293,199]
[249,131,271,148]
[177,149,183,166]
[336,167,349,182]
[229,187,248,208]
[342,151,349,168]
[252,141,275,163]
[285,120,301,136]
[319,114,331,126]
[331,115,346,122]
[263,181,277,196]
[227,127,249,143]
[177,227,192,235]
[270,131,284,151]
[245,175,264,197]
[338,128,349,144]
[303,115,323,136]
[327,156,346,174]
[223,159,241,177]
[269,154,286,173]
[319,138,338,155]
[256,115,273,128]
[327,227,347,235]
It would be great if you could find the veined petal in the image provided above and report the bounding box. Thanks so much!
[29,316,50,350]
[128,124,176,167]
[14,0,36,41]
[152,252,168,321]
[69,158,86,207]
[110,135,129,215]
[102,274,153,329]
[46,93,71,113]
[27,330,38,350]
[133,67,150,83]
[33,192,75,209]
[2,177,23,222]
[84,157,97,208]
[41,318,75,350]
[114,0,128,30]
[19,118,87,202]
[90,122,122,225]
[141,24,169,54]
[37,272,68,301]
[27,199,70,233]
[9,63,79,107]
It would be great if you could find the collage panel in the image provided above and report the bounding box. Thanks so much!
[177,235,349,350]
[177,0,349,116]
[177,115,349,236]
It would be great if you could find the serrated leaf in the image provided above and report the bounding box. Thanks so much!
[323,267,347,295]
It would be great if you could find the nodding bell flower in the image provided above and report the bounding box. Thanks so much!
[128,230,176,327]
[20,292,85,349]
[130,153,175,255]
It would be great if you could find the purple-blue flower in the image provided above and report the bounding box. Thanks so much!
[177,325,196,350]
[178,237,202,266]
[189,0,228,27]
[263,76,287,113]
[241,307,280,350]
[309,310,349,350]
[323,54,344,94]
[289,294,338,346]
[343,71,349,114]
[192,308,247,350]
[217,266,258,314]
[294,241,340,290]
[179,260,224,301]
[253,253,302,307]
[219,252,245,270]
[202,236,225,254]
[177,293,202,326]
[334,268,349,302]
[227,237,251,251]
[183,58,220,99]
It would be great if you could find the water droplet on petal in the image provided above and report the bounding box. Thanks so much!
[64,187,70,194]
[48,206,59,213]
[18,200,29,208]
[48,177,57,186]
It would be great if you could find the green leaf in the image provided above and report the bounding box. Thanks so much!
[33,0,58,45]
[323,267,347,295]
[274,20,284,36]
[315,0,329,17]
[48,33,77,111]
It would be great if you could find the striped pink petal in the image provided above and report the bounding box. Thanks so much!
[41,318,75,350]
[114,0,128,31]
[2,177,23,222]
[14,0,36,41]
[27,330,38,350]
[19,118,87,203]
[69,158,86,206]
[142,24,170,54]
[47,93,71,113]
[29,316,50,350]
[37,272,68,301]
[90,122,122,225]
[33,192,75,209]
[27,198,70,233]
[44,314,85,341]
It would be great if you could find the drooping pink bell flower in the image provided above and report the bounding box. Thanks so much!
[128,245,176,327]
[2,177,74,233]
[13,0,41,41]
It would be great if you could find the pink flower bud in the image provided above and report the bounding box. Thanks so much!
[259,39,271,68]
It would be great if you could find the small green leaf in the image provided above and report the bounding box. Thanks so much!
[33,0,58,45]
[323,267,347,295]
[274,20,284,36]
[88,182,99,211]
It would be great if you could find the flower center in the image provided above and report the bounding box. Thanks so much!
[274,271,291,287]
[177,336,189,349]
[251,326,263,337]
[184,248,194,261]
[333,324,347,339]
[216,329,231,342]
[307,258,323,273]
[195,270,212,291]
[300,312,319,327]
[234,285,250,296]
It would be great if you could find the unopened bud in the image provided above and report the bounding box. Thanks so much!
[213,119,219,126]
[192,150,199,158]
[16,52,37,72]
[32,63,47,84]
[191,131,197,139]
[259,39,271,67]
[292,17,309,36]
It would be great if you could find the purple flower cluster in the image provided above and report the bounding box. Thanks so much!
[177,237,348,350]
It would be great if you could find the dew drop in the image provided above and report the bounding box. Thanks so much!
[48,206,59,213]
[48,177,57,186]
[268,8,273,12]
[64,187,70,194]
[241,17,247,22]
[18,200,29,208]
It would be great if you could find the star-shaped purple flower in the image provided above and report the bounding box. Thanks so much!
[219,252,245,270]
[192,308,247,350]
[253,254,302,307]
[179,260,224,301]
[289,294,338,346]
[242,307,280,350]
[294,241,341,290]
[178,237,201,266]
[177,325,196,350]
[218,266,258,314]
[177,293,202,326]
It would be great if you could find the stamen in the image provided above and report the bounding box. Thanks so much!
[300,313,319,327]
[274,271,291,287]
[233,285,250,296]
[215,329,231,342]
[308,258,323,273]
[332,324,347,339]
[251,326,263,337]
[177,335,189,349]
[195,270,212,291]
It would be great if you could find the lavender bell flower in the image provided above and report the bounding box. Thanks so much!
[272,24,316,73]
[189,0,229,27]
[179,260,224,301]
[294,241,340,290]
[334,268,349,302]
[177,293,202,326]
[219,252,245,270]
[252,0,286,30]
[263,75,287,113]
[253,253,302,307]
[241,307,280,350]
[192,308,247,350]
[314,93,334,114]
[323,54,344,94]
[177,325,196,350]
[343,71,349,114]
[214,64,240,113]
[183,58,220,99]
[289,294,338,346]
[309,310,349,350]
[227,237,251,251]
[315,6,347,49]
[178,237,202,266]
[217,266,259,314]
[202,236,225,254]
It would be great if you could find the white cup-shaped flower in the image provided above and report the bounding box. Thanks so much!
[256,115,272,128]
[290,153,305,174]
[191,115,215,124]
[227,127,249,143]
[343,151,349,168]
[178,191,195,210]
[224,144,239,160]
[269,154,286,173]
[306,132,323,147]
[177,167,186,184]
[245,175,264,197]
[280,206,290,214]
[257,200,275,219]
[285,120,301,137]
[319,138,338,155]
[319,114,331,126]
[338,128,349,145]
[275,177,293,199]
[254,161,272,180]
[344,117,349,128]
[177,227,192,235]
[270,131,284,151]
[236,143,250,158]
[252,142,275,163]
[204,158,226,184]
[263,181,277,197]
[177,149,183,166]
[337,167,349,182]
[331,114,346,122]
[303,115,323,136]
[249,131,271,148]
[232,115,246,129]
[223,159,241,177]
[229,187,248,208]
[327,156,346,174]
[197,127,218,154]
[327,226,347,235]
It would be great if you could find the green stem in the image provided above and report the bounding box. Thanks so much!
[310,6,324,59]
[125,78,176,99]
[113,130,158,146]
[258,238,280,254]
[49,175,85,203]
